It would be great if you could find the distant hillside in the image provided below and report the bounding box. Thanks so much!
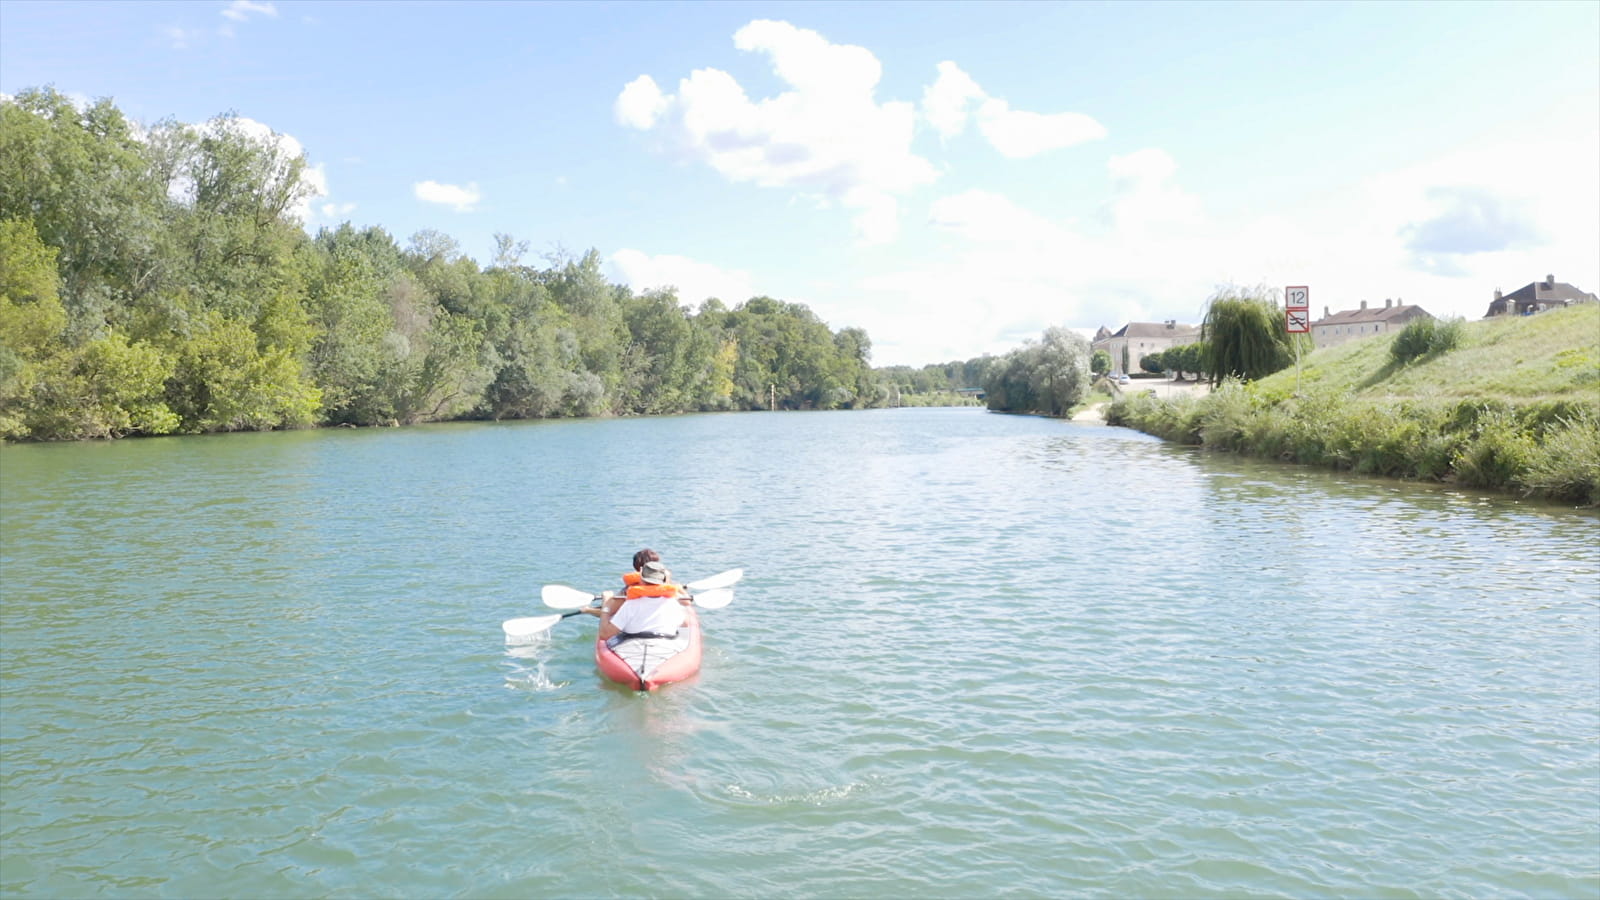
[1269,304,1598,402]
[1107,305,1600,506]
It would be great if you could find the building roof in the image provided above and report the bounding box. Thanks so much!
[1500,277,1595,305]
[1484,276,1599,317]
[1314,302,1430,325]
[1111,321,1200,339]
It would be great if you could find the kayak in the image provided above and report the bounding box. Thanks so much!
[594,605,701,691]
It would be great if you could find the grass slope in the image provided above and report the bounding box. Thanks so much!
[1271,304,1598,402]
[1109,305,1600,506]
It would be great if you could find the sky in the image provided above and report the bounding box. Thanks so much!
[1,0,1596,367]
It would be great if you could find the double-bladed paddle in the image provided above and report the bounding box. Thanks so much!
[501,568,743,641]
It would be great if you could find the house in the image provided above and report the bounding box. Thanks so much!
[1484,275,1598,317]
[1092,320,1200,375]
[1311,299,1433,350]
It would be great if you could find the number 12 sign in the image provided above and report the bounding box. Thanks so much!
[1285,286,1309,309]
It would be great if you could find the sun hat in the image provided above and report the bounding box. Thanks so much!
[639,560,670,585]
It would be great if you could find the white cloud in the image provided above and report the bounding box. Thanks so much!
[928,189,1076,249]
[607,249,756,306]
[221,1,277,22]
[919,61,1106,158]
[320,201,356,218]
[1104,148,1203,233]
[414,180,481,213]
[615,75,669,130]
[844,112,1600,367]
[922,61,985,139]
[616,19,937,245]
[977,99,1107,159]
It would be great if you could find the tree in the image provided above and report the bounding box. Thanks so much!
[21,332,179,439]
[166,310,320,432]
[984,326,1090,416]
[1091,349,1111,376]
[1200,288,1306,385]
[0,89,168,339]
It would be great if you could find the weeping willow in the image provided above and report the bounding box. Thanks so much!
[1201,289,1307,385]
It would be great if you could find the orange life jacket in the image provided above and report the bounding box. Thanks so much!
[622,571,643,587]
[626,582,681,600]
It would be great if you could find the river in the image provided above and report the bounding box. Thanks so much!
[2,407,1595,898]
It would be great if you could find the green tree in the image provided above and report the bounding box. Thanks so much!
[0,89,168,340]
[0,219,67,437]
[21,332,179,439]
[1091,348,1111,376]
[305,236,396,423]
[166,310,320,432]
[984,326,1090,415]
[1201,288,1306,385]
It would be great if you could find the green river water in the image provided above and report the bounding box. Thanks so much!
[1,407,1596,898]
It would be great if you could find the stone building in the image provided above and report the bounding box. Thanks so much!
[1483,275,1598,317]
[1092,320,1200,375]
[1310,299,1433,350]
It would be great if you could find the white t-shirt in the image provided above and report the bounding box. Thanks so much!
[610,595,686,636]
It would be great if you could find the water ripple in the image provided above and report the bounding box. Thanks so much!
[2,410,1596,898]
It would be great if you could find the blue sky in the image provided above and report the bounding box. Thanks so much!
[2,0,1596,366]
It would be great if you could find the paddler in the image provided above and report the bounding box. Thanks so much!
[619,548,660,592]
[581,549,690,619]
[597,560,686,642]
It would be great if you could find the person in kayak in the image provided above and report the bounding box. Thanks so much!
[620,548,659,590]
[590,548,663,617]
[598,560,686,641]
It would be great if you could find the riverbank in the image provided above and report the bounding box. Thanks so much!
[1073,377,1211,422]
[1103,305,1600,506]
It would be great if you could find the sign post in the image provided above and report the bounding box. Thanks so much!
[1285,286,1310,393]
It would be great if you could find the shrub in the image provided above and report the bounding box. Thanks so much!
[1518,399,1592,436]
[1430,317,1464,354]
[1445,398,1513,433]
[1390,318,1437,365]
[1390,316,1464,365]
[1197,381,1254,451]
[1518,410,1600,506]
[1453,412,1536,490]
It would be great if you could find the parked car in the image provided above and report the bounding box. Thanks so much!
[1117,374,1131,385]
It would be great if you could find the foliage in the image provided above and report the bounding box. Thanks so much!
[984,326,1090,416]
[1390,316,1465,365]
[1107,306,1600,505]
[0,92,898,441]
[1091,349,1111,376]
[1141,342,1207,381]
[876,355,994,406]
[1201,288,1306,385]
[1518,410,1600,506]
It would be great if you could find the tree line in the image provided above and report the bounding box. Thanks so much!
[0,88,1313,441]
[0,88,905,441]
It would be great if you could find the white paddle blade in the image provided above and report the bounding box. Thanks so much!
[692,588,734,610]
[541,584,598,609]
[685,568,744,592]
[503,614,563,641]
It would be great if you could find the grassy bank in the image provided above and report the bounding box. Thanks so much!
[1106,304,1600,506]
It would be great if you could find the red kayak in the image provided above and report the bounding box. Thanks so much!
[594,606,701,691]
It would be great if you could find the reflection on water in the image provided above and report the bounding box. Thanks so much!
[2,408,1596,898]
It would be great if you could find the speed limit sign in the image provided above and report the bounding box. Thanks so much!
[1286,286,1309,309]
